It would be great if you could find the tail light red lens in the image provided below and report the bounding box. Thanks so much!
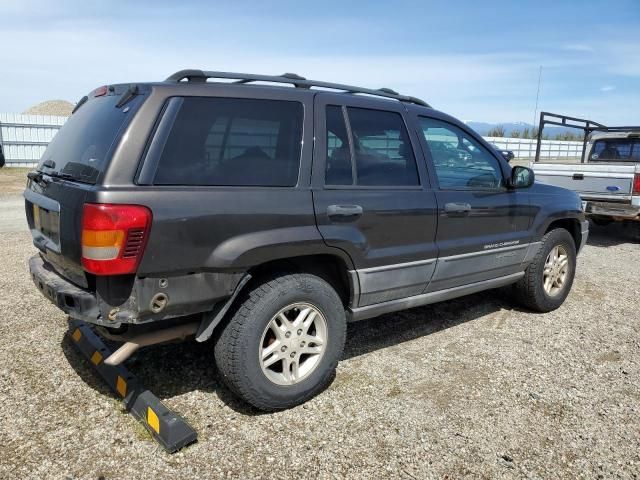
[81,204,152,275]
[633,173,640,195]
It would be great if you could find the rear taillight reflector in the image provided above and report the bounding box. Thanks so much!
[81,204,152,275]
[633,173,640,195]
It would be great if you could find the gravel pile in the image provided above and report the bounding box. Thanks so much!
[0,218,638,478]
[22,100,73,117]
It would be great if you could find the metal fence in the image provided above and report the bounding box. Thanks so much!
[485,136,583,162]
[0,113,67,167]
[0,113,587,168]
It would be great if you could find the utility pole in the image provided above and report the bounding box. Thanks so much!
[532,66,543,133]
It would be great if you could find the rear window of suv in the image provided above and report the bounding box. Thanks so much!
[38,92,145,184]
[153,97,304,186]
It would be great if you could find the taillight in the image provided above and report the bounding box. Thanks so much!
[634,173,640,195]
[81,204,152,275]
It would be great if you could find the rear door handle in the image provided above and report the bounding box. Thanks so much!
[444,202,472,214]
[327,204,363,218]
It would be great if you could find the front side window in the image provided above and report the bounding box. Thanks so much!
[419,117,504,189]
[154,97,303,186]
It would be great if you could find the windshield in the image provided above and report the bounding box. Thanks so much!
[38,92,144,183]
[590,138,640,162]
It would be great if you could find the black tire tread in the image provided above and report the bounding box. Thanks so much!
[214,272,345,411]
[514,228,576,312]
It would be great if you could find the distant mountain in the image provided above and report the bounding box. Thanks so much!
[466,121,581,138]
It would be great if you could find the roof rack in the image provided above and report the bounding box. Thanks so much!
[165,69,430,107]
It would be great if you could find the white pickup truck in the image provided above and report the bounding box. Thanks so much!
[532,131,640,237]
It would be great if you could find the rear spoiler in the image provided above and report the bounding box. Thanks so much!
[534,112,640,163]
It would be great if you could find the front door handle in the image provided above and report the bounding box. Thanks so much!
[327,204,363,218]
[444,202,472,214]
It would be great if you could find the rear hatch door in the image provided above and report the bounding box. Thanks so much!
[24,86,146,287]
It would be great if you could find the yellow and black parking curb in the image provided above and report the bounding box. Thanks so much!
[68,319,197,452]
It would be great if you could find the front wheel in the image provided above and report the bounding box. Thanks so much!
[514,228,577,312]
[214,272,346,411]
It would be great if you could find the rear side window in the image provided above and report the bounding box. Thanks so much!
[324,106,419,187]
[325,106,353,185]
[590,139,640,162]
[154,97,303,186]
[347,107,419,186]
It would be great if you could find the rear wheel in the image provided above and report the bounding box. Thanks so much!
[514,228,577,312]
[214,272,346,411]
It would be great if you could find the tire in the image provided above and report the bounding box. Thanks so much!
[214,272,346,411]
[514,228,577,312]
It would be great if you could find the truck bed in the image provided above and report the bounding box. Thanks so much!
[531,162,639,203]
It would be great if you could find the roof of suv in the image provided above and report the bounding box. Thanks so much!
[163,69,431,109]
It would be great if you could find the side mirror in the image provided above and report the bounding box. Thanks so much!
[509,165,534,189]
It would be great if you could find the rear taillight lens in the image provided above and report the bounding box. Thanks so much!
[81,203,152,275]
[634,173,640,195]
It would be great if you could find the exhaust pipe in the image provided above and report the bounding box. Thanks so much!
[104,322,199,366]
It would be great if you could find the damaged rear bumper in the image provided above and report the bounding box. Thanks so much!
[30,254,101,321]
[29,254,242,328]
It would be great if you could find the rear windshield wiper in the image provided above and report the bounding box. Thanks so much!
[34,169,77,182]
[27,171,48,186]
[46,171,77,181]
[28,169,74,185]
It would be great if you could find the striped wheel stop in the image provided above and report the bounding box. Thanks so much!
[68,319,197,452]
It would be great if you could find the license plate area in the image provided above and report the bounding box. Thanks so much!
[31,203,61,251]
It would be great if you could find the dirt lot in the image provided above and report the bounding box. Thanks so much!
[0,190,638,479]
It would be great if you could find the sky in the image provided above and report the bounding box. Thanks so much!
[0,0,638,125]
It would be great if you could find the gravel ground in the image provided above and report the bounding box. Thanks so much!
[0,168,29,194]
[0,196,638,479]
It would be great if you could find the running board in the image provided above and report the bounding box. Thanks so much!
[68,319,197,452]
[348,272,524,321]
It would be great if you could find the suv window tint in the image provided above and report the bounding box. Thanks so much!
[154,97,303,186]
[37,94,145,184]
[325,105,353,185]
[346,107,419,186]
[590,138,640,162]
[419,117,503,189]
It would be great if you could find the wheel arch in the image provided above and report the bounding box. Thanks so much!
[544,217,581,250]
[246,253,356,308]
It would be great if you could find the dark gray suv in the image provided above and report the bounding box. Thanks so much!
[26,70,588,410]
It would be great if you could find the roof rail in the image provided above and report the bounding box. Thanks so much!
[165,69,430,107]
